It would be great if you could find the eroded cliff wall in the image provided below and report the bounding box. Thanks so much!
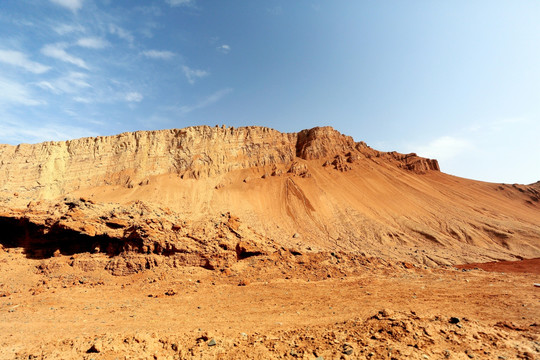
[0,125,438,200]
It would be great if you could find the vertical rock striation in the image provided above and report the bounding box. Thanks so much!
[0,125,439,199]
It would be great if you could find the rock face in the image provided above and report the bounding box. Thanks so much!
[295,126,356,160]
[0,199,277,275]
[0,126,293,198]
[0,126,438,200]
[0,125,538,273]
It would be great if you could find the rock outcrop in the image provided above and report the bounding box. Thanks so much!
[295,126,356,160]
[0,198,277,275]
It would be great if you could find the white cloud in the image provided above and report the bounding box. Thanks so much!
[0,49,50,74]
[36,71,91,94]
[50,0,84,12]
[166,0,194,7]
[179,88,232,114]
[41,43,89,69]
[415,136,472,161]
[216,44,231,54]
[182,65,209,84]
[0,119,97,144]
[141,50,175,59]
[109,24,134,45]
[125,92,143,102]
[0,76,44,106]
[76,37,109,49]
[36,81,56,91]
[73,96,93,103]
[54,23,85,35]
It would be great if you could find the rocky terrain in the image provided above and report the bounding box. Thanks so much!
[0,125,538,359]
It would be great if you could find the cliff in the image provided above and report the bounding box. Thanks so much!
[0,126,438,200]
[0,125,538,273]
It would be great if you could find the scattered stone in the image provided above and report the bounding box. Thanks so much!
[292,233,300,238]
[87,340,102,353]
[402,262,415,269]
[288,161,311,178]
[208,338,216,346]
[342,343,354,355]
[449,317,460,324]
[289,349,298,356]
[443,349,451,358]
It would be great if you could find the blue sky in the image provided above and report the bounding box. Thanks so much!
[0,0,539,184]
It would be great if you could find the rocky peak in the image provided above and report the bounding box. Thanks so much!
[295,126,356,160]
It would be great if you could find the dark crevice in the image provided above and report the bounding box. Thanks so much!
[0,216,141,260]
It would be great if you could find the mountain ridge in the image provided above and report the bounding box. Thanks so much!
[0,125,538,272]
[0,125,439,200]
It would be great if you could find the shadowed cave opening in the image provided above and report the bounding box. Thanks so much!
[0,216,140,260]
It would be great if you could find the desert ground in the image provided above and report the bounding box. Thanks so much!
[1,248,538,359]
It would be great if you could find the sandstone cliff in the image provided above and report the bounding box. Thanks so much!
[0,126,438,200]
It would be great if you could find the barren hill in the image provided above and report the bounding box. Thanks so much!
[2,126,540,359]
[0,125,539,272]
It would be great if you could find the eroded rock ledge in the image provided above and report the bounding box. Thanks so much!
[0,198,279,275]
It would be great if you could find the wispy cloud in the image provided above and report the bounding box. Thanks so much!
[109,24,134,45]
[141,50,175,60]
[414,136,472,161]
[216,44,231,54]
[76,37,109,49]
[182,65,209,84]
[36,71,91,94]
[54,23,85,35]
[0,76,44,106]
[50,0,84,12]
[135,5,163,17]
[179,88,232,113]
[0,119,97,144]
[0,49,50,74]
[125,92,143,102]
[166,0,194,7]
[73,96,93,103]
[41,43,89,69]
